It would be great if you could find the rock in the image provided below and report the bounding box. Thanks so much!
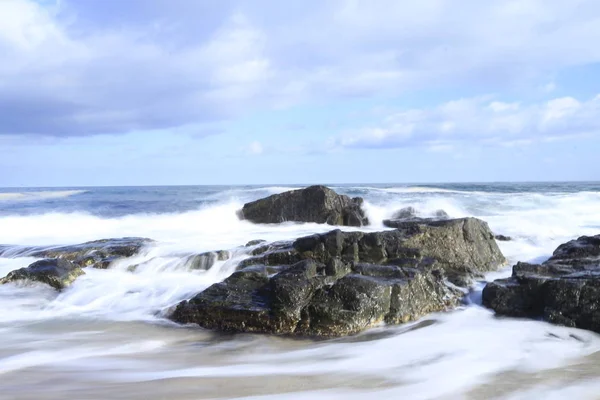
[245,240,266,247]
[171,259,461,337]
[241,218,505,286]
[238,185,369,226]
[293,218,505,286]
[171,217,505,337]
[0,237,152,269]
[483,235,600,332]
[434,210,450,220]
[0,258,85,290]
[383,209,450,228]
[494,235,512,242]
[391,206,418,220]
[187,250,231,270]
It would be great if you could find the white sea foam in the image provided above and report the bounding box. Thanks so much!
[0,190,87,202]
[0,185,599,398]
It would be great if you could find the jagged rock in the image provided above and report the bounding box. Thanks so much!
[0,237,152,269]
[483,235,600,332]
[0,258,85,290]
[171,218,504,337]
[494,235,512,242]
[238,185,369,226]
[241,218,505,286]
[171,259,461,337]
[187,250,231,270]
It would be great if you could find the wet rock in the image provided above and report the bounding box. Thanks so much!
[1,237,152,269]
[240,218,504,286]
[245,240,266,247]
[494,235,512,242]
[249,241,291,257]
[434,210,450,220]
[171,217,504,337]
[483,235,600,332]
[0,258,85,290]
[386,208,449,226]
[391,206,418,220]
[238,185,369,226]
[171,259,461,337]
[293,218,505,285]
[187,250,231,270]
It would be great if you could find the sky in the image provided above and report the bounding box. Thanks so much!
[1,0,600,186]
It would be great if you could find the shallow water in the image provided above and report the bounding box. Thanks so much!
[1,183,600,399]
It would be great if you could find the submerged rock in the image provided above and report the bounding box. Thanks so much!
[483,235,600,332]
[187,250,231,270]
[383,209,451,228]
[245,239,266,247]
[391,206,418,220]
[238,185,369,227]
[0,258,85,290]
[494,235,512,242]
[0,237,152,269]
[171,217,505,337]
[434,209,450,220]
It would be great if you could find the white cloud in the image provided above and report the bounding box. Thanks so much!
[332,94,600,149]
[543,82,557,93]
[247,141,264,155]
[2,0,600,137]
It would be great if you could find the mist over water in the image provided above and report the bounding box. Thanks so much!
[1,182,600,399]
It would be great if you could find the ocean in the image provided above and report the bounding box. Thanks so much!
[1,182,600,399]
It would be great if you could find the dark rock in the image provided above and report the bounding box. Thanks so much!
[245,240,266,247]
[0,258,85,290]
[238,185,369,226]
[187,250,231,270]
[250,241,291,256]
[240,218,505,285]
[292,218,505,285]
[171,217,504,337]
[385,208,449,226]
[434,210,450,219]
[494,235,512,242]
[483,235,600,333]
[171,259,461,337]
[0,237,152,269]
[391,206,418,220]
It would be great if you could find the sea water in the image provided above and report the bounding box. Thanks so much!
[0,183,600,399]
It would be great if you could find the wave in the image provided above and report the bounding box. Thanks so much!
[0,190,87,202]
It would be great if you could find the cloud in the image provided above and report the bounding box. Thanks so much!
[331,94,600,150]
[543,82,557,93]
[2,0,600,137]
[247,141,264,155]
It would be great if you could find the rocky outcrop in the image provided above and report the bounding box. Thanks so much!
[0,237,152,269]
[483,235,600,332]
[171,259,462,336]
[0,258,85,290]
[238,185,369,227]
[170,217,505,336]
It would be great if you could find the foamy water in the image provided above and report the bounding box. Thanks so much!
[0,183,599,399]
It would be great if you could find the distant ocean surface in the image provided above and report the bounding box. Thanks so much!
[1,182,600,399]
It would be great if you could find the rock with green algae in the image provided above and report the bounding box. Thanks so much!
[0,258,85,290]
[170,217,506,337]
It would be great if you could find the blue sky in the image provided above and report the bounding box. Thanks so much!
[1,0,600,186]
